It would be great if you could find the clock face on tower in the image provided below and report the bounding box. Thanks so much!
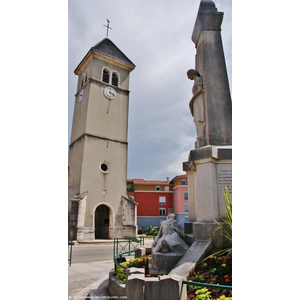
[104,86,116,100]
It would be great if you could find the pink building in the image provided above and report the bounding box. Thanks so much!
[170,174,189,228]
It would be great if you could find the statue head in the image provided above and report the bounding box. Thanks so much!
[187,69,200,80]
[167,213,176,220]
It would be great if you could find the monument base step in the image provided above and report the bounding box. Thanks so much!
[169,240,212,278]
[148,252,184,275]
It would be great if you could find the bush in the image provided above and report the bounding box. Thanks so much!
[145,225,152,235]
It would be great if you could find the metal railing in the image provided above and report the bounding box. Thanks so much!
[68,239,73,266]
[114,249,139,270]
[113,237,144,260]
[182,280,232,291]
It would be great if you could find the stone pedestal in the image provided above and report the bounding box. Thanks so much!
[144,277,160,300]
[148,252,184,275]
[183,145,231,249]
[126,274,145,300]
[160,275,187,300]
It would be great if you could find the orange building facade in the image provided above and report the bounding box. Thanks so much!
[127,175,188,230]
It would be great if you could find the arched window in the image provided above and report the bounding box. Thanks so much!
[102,69,110,83]
[112,72,119,87]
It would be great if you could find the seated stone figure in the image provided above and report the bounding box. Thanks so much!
[152,214,189,254]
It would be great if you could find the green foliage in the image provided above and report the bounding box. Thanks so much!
[217,296,232,300]
[152,226,160,235]
[195,288,211,300]
[202,186,232,262]
[209,256,221,265]
[115,255,151,283]
[200,262,207,269]
[115,261,128,282]
[210,267,218,275]
[146,225,153,235]
[194,274,204,282]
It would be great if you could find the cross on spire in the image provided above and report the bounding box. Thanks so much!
[103,19,113,37]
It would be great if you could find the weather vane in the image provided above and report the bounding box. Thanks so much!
[103,19,113,37]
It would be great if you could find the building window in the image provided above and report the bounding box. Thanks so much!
[159,208,166,216]
[184,204,189,212]
[99,160,111,174]
[85,69,89,83]
[185,216,189,223]
[159,196,166,205]
[165,186,169,191]
[182,180,186,185]
[112,72,119,86]
[81,75,85,87]
[155,186,161,191]
[184,192,188,200]
[102,69,110,83]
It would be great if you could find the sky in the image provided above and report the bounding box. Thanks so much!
[68,0,232,181]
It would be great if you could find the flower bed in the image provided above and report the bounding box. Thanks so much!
[115,255,151,282]
[186,254,232,300]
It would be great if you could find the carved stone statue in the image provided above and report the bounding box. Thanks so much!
[187,69,206,147]
[152,214,189,253]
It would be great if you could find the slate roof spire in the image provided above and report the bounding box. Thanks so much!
[74,38,135,74]
[92,38,135,67]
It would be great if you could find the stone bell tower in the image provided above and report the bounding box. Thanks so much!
[68,38,137,240]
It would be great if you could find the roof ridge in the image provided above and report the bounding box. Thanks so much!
[92,38,135,67]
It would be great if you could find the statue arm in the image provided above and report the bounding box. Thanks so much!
[177,229,184,239]
[172,224,184,239]
[189,84,203,116]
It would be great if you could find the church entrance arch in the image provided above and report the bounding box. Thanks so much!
[95,204,111,239]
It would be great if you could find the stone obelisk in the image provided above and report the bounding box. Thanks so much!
[183,0,232,249]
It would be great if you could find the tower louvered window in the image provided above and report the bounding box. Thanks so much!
[102,69,109,83]
[112,73,118,86]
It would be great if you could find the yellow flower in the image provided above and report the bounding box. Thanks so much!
[222,264,226,267]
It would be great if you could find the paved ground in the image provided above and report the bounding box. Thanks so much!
[68,260,114,299]
[68,237,154,299]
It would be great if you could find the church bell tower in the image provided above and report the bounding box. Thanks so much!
[68,38,137,240]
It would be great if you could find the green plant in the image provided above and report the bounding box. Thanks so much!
[115,261,128,282]
[202,186,232,262]
[209,275,217,283]
[195,288,211,300]
[146,225,153,235]
[209,256,221,265]
[152,226,160,236]
[115,255,151,283]
[194,274,204,282]
[217,295,232,300]
[210,267,218,275]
